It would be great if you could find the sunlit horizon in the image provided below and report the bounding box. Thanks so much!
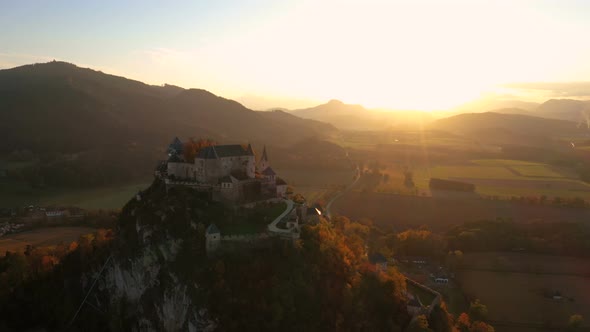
[2,0,590,111]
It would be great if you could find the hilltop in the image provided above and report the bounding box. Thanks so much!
[0,61,337,153]
[536,99,590,124]
[0,179,424,331]
[430,112,590,146]
[0,61,340,192]
[289,100,432,130]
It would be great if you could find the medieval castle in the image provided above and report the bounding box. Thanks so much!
[156,137,288,204]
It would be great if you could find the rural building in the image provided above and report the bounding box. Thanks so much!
[205,224,221,254]
[45,210,68,218]
[369,253,388,271]
[434,277,449,284]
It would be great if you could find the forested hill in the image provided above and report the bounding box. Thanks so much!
[0,61,337,152]
[0,61,338,187]
[0,179,426,331]
[430,112,589,147]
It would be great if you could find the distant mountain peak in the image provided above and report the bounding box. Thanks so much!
[327,99,344,105]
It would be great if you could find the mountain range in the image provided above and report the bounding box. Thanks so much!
[0,62,340,189]
[285,97,590,132]
[288,99,433,130]
[1,61,589,189]
[430,112,589,147]
[0,61,337,154]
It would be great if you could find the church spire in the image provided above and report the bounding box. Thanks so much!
[258,145,270,172]
[246,143,254,156]
[261,145,268,161]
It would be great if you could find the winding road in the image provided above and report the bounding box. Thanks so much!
[325,166,360,218]
[267,199,295,234]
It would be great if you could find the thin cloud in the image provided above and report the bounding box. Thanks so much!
[503,82,590,98]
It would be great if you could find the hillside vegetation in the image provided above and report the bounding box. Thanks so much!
[0,179,423,331]
[0,62,342,200]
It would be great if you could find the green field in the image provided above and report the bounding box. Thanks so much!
[0,180,152,209]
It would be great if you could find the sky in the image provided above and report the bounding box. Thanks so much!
[1,0,590,110]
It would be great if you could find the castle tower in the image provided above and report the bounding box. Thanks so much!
[258,145,270,172]
[246,144,256,178]
[205,224,221,255]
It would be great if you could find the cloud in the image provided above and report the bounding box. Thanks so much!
[502,82,590,98]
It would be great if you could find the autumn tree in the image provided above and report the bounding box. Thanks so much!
[182,138,216,163]
[455,313,471,332]
[395,229,447,258]
[469,321,495,332]
[407,314,433,332]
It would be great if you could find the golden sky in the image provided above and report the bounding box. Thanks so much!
[1,0,590,110]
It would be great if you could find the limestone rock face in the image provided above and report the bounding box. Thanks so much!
[92,180,217,331]
[104,249,160,303]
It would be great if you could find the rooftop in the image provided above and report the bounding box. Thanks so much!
[197,144,254,159]
[206,223,220,235]
[230,170,250,181]
[262,167,276,176]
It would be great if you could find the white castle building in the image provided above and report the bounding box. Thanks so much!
[159,137,288,203]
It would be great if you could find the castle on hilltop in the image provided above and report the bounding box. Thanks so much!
[156,137,288,203]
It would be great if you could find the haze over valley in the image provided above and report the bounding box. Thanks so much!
[2,1,590,332]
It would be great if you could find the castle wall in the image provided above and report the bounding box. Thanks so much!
[194,159,206,182]
[196,156,255,183]
[167,162,196,180]
[276,184,287,198]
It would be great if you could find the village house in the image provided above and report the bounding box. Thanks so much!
[369,253,388,271]
[159,137,289,204]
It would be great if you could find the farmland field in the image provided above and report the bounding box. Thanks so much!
[457,253,590,331]
[0,226,97,255]
[0,180,152,209]
[461,252,590,277]
[276,168,354,187]
[276,168,354,204]
[332,192,590,231]
[373,159,590,201]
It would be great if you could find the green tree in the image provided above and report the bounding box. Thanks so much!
[407,314,432,332]
[567,314,584,332]
[469,299,489,322]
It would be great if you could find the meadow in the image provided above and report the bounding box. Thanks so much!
[457,252,590,330]
[0,226,97,255]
